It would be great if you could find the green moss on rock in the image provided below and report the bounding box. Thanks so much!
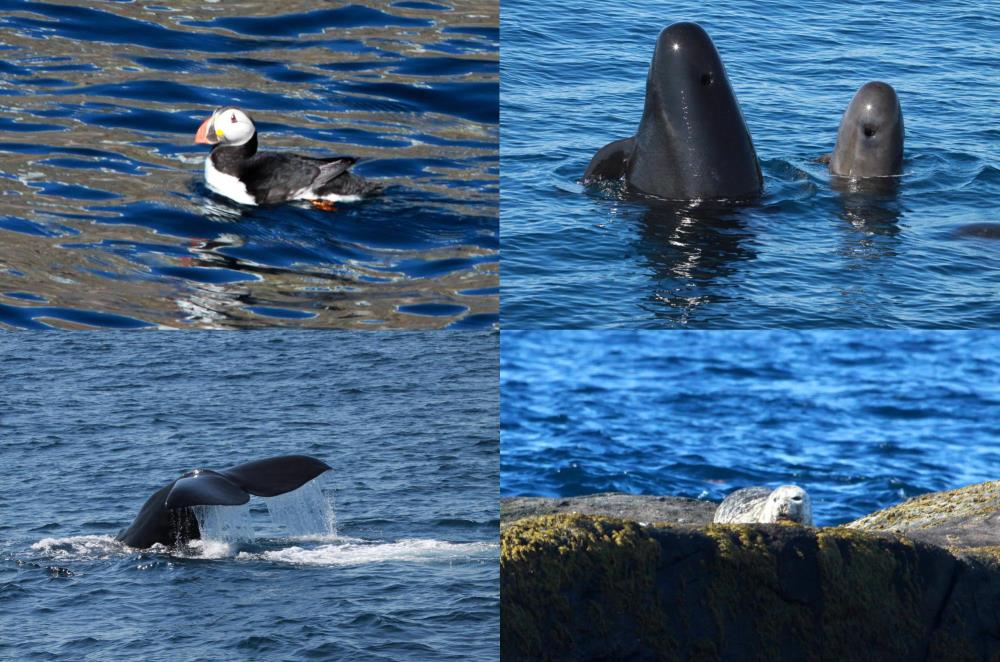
[848,481,1000,532]
[501,514,993,661]
[501,514,670,660]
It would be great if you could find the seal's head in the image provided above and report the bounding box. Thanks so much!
[761,485,813,525]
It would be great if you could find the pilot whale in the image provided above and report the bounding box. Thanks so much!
[583,22,763,201]
[116,455,331,549]
[827,81,904,179]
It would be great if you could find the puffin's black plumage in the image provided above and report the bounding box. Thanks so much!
[195,107,377,206]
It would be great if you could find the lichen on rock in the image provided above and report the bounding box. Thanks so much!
[848,480,1000,555]
[501,508,1000,660]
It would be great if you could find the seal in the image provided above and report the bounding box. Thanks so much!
[116,455,331,549]
[827,81,904,179]
[713,485,813,525]
[583,22,763,201]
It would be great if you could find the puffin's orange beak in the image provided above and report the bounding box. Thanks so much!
[194,115,216,144]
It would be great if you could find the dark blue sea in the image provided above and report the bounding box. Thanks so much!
[500,0,1000,328]
[0,331,499,660]
[0,1,498,330]
[501,331,1000,526]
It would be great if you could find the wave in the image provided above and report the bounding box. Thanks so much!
[241,538,498,566]
[28,534,496,566]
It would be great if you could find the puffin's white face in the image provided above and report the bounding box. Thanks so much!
[761,485,813,525]
[213,108,255,145]
[195,107,255,147]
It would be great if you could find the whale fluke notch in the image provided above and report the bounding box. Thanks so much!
[116,454,332,549]
[165,470,253,508]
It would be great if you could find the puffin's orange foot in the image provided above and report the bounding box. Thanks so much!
[311,200,337,212]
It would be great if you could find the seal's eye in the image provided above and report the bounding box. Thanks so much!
[791,495,802,502]
[863,125,876,137]
[701,72,713,86]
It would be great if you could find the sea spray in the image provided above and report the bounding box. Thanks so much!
[263,478,336,537]
[192,503,254,543]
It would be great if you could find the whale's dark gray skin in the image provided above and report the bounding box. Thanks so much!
[583,22,763,201]
[828,81,904,179]
[116,455,331,549]
[952,223,1000,240]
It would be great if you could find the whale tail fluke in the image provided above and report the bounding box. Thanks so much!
[118,455,333,549]
[165,471,253,508]
[219,455,332,498]
[165,455,332,508]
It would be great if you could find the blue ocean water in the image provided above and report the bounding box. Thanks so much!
[501,331,1000,526]
[0,1,498,329]
[0,331,499,660]
[501,0,1000,328]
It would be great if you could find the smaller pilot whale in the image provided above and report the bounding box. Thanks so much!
[583,22,763,201]
[117,455,331,549]
[826,82,904,179]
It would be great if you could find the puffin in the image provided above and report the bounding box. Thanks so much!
[194,107,376,208]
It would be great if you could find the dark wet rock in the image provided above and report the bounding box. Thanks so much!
[501,483,1000,661]
[500,493,716,527]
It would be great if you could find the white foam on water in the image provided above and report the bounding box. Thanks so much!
[262,478,336,538]
[192,503,255,544]
[182,538,238,559]
[30,535,123,559]
[239,539,497,567]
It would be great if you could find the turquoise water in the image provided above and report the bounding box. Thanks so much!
[501,0,999,328]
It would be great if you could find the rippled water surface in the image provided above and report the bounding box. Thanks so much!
[501,0,999,328]
[502,331,1000,525]
[0,332,499,660]
[0,1,498,329]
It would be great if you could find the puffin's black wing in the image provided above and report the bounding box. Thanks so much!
[240,153,357,204]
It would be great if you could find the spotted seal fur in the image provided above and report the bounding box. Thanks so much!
[713,485,813,525]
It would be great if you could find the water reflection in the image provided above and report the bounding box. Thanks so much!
[833,183,903,258]
[635,202,756,324]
